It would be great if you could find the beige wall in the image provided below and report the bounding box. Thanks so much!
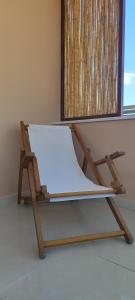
[0,0,60,196]
[0,0,135,203]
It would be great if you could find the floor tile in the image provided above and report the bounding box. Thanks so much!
[1,249,135,300]
[0,197,135,299]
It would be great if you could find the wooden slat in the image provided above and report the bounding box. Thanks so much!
[33,157,41,193]
[21,152,35,168]
[49,189,114,199]
[44,230,125,248]
[106,156,122,183]
[20,121,41,193]
[106,197,133,243]
[105,156,126,194]
[82,156,88,173]
[95,151,125,166]
[20,121,30,152]
[18,150,25,204]
[28,163,45,258]
[82,148,90,173]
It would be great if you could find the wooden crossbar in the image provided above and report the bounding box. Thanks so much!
[44,230,125,248]
[48,189,114,199]
[95,151,125,166]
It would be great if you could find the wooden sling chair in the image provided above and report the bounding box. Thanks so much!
[18,121,133,258]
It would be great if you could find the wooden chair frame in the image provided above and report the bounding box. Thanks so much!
[18,121,133,258]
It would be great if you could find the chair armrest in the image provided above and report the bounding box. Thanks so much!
[95,151,125,166]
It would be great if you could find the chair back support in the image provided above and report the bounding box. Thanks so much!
[28,124,114,201]
[28,125,85,191]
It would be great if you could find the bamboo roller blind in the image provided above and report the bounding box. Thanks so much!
[62,0,122,119]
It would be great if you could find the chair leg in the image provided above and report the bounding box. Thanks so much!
[106,197,133,244]
[28,165,45,259]
[18,150,24,204]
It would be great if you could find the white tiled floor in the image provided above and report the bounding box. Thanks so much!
[0,197,135,300]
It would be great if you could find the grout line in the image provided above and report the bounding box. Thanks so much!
[0,263,43,295]
[118,204,135,212]
[116,197,135,211]
[98,255,135,273]
[119,207,135,213]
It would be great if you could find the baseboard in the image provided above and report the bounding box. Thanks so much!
[116,196,135,211]
[0,193,135,210]
[0,193,17,202]
[0,191,29,202]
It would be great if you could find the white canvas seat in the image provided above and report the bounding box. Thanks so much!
[28,125,114,202]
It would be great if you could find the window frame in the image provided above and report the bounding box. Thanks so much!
[61,0,125,121]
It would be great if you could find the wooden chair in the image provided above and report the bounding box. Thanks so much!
[18,121,133,258]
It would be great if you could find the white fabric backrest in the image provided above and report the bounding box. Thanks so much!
[28,125,83,191]
[28,125,114,201]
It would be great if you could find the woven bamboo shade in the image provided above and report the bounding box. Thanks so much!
[62,0,123,120]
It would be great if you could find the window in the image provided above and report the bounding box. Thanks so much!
[123,0,135,115]
[61,0,124,121]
